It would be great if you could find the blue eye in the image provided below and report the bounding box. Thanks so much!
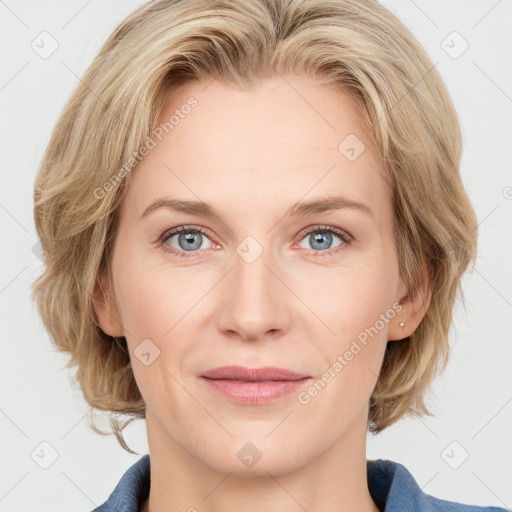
[158,224,351,259]
[297,225,351,257]
[160,225,213,258]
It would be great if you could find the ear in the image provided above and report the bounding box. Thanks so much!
[388,270,431,342]
[92,267,125,337]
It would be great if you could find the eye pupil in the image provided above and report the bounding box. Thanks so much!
[310,232,332,250]
[179,232,202,251]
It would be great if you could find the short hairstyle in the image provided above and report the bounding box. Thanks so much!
[32,0,478,453]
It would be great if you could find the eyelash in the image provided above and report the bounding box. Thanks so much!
[157,224,352,259]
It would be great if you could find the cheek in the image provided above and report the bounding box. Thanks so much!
[111,259,194,403]
[299,262,396,420]
[302,255,398,341]
[112,243,201,337]
[115,274,169,341]
[294,255,398,405]
[112,252,212,389]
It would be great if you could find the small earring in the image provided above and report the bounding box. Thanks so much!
[399,322,405,327]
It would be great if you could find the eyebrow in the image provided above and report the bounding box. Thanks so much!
[140,195,373,220]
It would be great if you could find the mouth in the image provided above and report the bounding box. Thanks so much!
[199,365,312,404]
[200,365,310,381]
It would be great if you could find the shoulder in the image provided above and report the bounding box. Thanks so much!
[367,458,509,512]
[427,494,509,512]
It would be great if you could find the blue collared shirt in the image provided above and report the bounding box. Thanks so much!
[92,454,508,511]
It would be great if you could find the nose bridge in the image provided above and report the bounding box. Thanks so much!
[217,235,288,339]
[234,240,276,300]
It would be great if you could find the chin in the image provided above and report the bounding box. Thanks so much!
[196,437,311,478]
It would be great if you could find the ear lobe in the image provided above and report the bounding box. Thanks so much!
[388,272,432,341]
[92,268,124,337]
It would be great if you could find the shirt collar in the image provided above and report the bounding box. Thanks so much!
[92,454,501,512]
[367,458,434,511]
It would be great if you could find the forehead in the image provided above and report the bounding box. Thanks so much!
[122,75,390,221]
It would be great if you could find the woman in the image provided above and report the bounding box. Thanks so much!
[31,0,507,510]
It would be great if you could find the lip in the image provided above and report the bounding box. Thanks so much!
[200,365,312,405]
[201,365,309,381]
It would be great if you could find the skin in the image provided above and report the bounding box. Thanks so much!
[94,74,430,512]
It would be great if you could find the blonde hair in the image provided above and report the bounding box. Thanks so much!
[32,0,478,453]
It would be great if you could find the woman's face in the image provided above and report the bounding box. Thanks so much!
[96,74,413,475]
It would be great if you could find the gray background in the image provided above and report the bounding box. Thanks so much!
[1,0,511,510]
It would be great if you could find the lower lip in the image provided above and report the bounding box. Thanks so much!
[200,377,311,404]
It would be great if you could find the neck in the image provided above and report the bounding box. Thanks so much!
[142,408,379,512]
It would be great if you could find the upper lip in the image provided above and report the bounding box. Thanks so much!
[200,365,310,381]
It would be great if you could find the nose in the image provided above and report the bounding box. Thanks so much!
[216,246,291,342]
